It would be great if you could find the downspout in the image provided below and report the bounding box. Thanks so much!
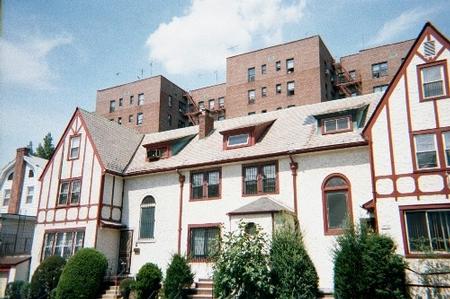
[289,154,299,220]
[177,169,186,254]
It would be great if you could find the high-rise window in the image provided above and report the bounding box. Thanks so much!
[168,95,173,107]
[372,62,388,78]
[276,84,282,94]
[137,93,144,106]
[261,64,267,74]
[118,117,122,125]
[261,87,267,97]
[119,98,123,106]
[129,114,133,123]
[286,58,294,73]
[287,81,295,96]
[198,101,205,110]
[130,95,134,105]
[218,97,225,108]
[373,84,388,93]
[137,112,143,125]
[209,99,215,110]
[248,67,255,82]
[248,90,256,103]
[168,114,172,126]
[275,61,281,71]
[109,100,115,112]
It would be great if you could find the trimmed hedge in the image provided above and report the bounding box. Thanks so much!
[164,254,194,299]
[30,255,66,299]
[134,263,162,299]
[5,281,29,299]
[55,248,108,299]
[119,278,134,299]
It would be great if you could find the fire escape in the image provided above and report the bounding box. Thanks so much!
[182,92,226,125]
[333,62,362,98]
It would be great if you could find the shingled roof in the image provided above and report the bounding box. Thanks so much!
[228,197,294,215]
[79,109,144,173]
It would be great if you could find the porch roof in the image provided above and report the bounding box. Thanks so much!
[228,197,294,216]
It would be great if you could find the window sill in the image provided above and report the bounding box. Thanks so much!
[137,239,156,244]
[405,253,450,259]
[55,204,80,209]
[420,94,449,102]
[188,257,214,263]
[324,229,345,236]
[242,191,279,198]
[189,197,221,202]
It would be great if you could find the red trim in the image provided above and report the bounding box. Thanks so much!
[40,228,86,261]
[416,60,449,102]
[321,173,353,235]
[143,142,171,161]
[321,115,353,135]
[94,174,106,249]
[67,134,81,161]
[189,168,222,201]
[187,223,221,263]
[241,160,279,197]
[289,159,299,218]
[55,177,82,208]
[177,173,185,254]
[221,120,275,150]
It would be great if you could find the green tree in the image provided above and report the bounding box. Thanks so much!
[35,133,55,160]
[271,226,319,299]
[164,254,194,299]
[30,255,66,299]
[133,263,162,299]
[213,222,273,299]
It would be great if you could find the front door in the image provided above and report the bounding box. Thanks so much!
[117,230,133,275]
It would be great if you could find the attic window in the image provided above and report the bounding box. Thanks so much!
[221,120,275,150]
[424,41,435,56]
[227,133,250,147]
[322,116,352,134]
[146,146,169,161]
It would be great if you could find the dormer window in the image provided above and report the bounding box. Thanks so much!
[227,133,250,147]
[221,120,275,150]
[146,146,169,161]
[322,116,352,134]
[143,135,196,162]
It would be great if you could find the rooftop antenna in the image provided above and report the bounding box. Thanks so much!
[149,61,153,76]
[137,68,144,80]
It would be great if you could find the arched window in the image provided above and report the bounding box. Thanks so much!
[244,222,257,235]
[7,172,14,180]
[322,174,352,235]
[28,170,34,178]
[139,196,156,239]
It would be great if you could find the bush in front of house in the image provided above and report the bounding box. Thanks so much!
[5,281,29,299]
[333,225,408,299]
[133,263,163,299]
[55,248,108,299]
[163,254,194,299]
[30,255,66,299]
[270,226,319,299]
[213,222,273,299]
[119,278,135,299]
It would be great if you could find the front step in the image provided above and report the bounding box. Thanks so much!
[187,279,214,299]
[98,285,121,299]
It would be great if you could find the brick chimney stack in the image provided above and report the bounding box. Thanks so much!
[8,147,29,214]
[198,109,214,139]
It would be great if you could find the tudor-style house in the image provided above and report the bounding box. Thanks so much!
[29,22,449,296]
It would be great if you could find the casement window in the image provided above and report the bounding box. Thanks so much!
[261,87,267,97]
[420,63,446,99]
[248,67,256,82]
[198,101,205,110]
[137,112,143,125]
[275,61,281,71]
[209,99,215,110]
[58,179,81,206]
[26,186,34,204]
[287,81,295,96]
[130,95,134,105]
[191,169,221,200]
[227,133,250,148]
[372,62,388,78]
[69,135,81,160]
[243,162,277,195]
[322,116,352,134]
[261,64,267,75]
[168,95,173,107]
[444,132,450,167]
[109,100,116,112]
[129,114,133,123]
[286,58,294,73]
[28,170,34,178]
[137,93,144,106]
[119,98,123,107]
[218,97,225,108]
[2,189,11,206]
[118,117,122,125]
[373,84,388,93]
[322,175,352,234]
[276,84,282,94]
[414,134,438,169]
[248,90,256,103]
[404,209,450,253]
[42,230,85,260]
[139,196,156,239]
[189,226,219,259]
[7,173,13,180]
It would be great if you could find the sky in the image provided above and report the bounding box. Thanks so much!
[1,0,449,166]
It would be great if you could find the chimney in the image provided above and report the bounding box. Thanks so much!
[8,147,29,214]
[198,109,214,139]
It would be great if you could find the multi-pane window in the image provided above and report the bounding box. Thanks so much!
[322,116,351,134]
[404,209,450,253]
[139,196,156,239]
[287,81,295,96]
[69,135,81,159]
[137,113,143,125]
[421,64,445,99]
[227,133,249,147]
[58,179,81,206]
[243,162,277,195]
[276,84,282,94]
[373,84,388,93]
[275,61,281,71]
[119,98,123,106]
[414,134,438,169]
[323,175,351,233]
[261,87,267,97]
[138,93,144,106]
[372,62,388,78]
[109,100,116,112]
[248,90,256,103]
[209,99,215,110]
[248,67,256,82]
[189,226,219,259]
[198,101,205,110]
[218,97,225,108]
[191,169,221,200]
[26,186,34,204]
[444,132,450,166]
[286,58,294,73]
[168,95,173,107]
[42,230,85,260]
[261,64,267,74]
[2,189,11,206]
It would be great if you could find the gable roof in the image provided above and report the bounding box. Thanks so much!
[0,155,47,183]
[228,197,294,215]
[363,22,450,137]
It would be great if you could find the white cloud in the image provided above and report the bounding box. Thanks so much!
[146,0,306,75]
[0,35,72,90]
[370,7,437,46]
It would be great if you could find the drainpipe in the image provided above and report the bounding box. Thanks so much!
[289,154,299,220]
[177,169,185,254]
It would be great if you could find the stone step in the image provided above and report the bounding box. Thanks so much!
[196,281,213,289]
[196,287,213,295]
[187,295,213,299]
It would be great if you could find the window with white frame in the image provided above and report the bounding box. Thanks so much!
[421,64,445,99]
[261,87,267,97]
[276,84,282,94]
[414,134,438,169]
[404,209,450,253]
[286,58,294,73]
[261,64,267,74]
[218,97,225,108]
[227,133,249,147]
[444,132,450,167]
[287,81,295,96]
[2,189,11,206]
[137,93,144,106]
[58,179,81,206]
[42,230,85,260]
[209,99,215,110]
[322,116,351,134]
[69,135,81,159]
[139,196,156,239]
[26,186,34,204]
[137,112,143,125]
[248,90,256,103]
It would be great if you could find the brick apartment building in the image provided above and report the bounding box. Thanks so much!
[95,35,414,133]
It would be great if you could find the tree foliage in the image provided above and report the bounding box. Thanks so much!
[30,255,66,299]
[5,281,29,299]
[164,254,194,299]
[119,278,134,299]
[134,263,162,299]
[270,226,319,299]
[213,222,273,299]
[333,225,408,299]
[35,132,55,160]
